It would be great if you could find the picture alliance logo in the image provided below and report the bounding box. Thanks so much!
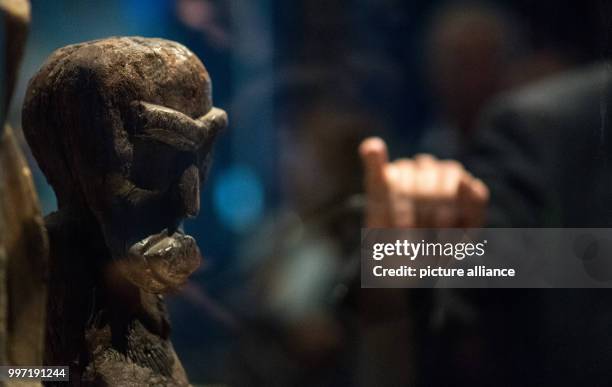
[371,239,488,261]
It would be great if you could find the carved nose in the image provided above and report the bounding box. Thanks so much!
[178,165,200,217]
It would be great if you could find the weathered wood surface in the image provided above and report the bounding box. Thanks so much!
[0,2,48,385]
[23,37,226,386]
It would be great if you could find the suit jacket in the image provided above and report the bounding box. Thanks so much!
[467,64,612,227]
[426,65,612,387]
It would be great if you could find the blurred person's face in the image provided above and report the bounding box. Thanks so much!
[279,121,338,215]
[279,107,368,216]
[427,10,508,130]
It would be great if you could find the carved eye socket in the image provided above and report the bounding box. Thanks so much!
[129,101,226,151]
[130,137,193,192]
[126,101,226,190]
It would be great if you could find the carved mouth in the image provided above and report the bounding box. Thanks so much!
[120,228,202,293]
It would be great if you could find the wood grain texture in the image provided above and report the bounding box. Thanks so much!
[23,37,226,386]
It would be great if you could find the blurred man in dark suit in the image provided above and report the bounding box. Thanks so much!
[360,64,612,386]
[361,64,610,229]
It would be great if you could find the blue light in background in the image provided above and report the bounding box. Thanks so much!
[213,164,264,233]
[119,0,173,36]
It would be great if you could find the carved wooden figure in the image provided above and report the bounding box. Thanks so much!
[0,2,48,383]
[22,37,227,386]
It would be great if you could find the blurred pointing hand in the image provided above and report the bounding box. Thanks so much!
[359,137,489,228]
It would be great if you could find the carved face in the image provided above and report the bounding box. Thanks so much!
[111,102,227,293]
[23,37,227,293]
